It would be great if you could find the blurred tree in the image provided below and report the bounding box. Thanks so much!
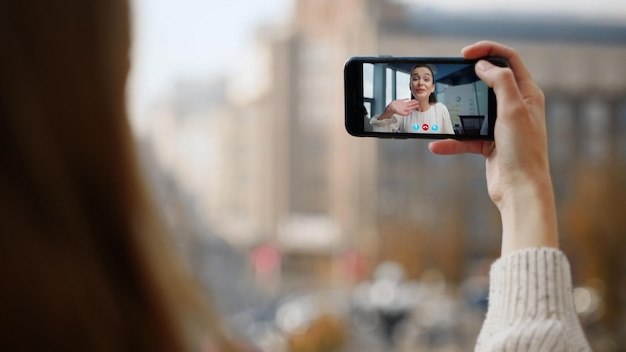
[376,221,428,280]
[562,159,626,327]
[288,315,346,352]
[376,218,465,284]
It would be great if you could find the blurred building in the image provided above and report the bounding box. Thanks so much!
[143,2,626,343]
[199,0,626,291]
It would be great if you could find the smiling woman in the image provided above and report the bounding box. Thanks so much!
[370,64,454,134]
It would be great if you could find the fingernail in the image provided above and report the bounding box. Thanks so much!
[476,60,495,72]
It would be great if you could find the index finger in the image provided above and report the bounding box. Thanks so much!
[428,139,493,157]
[462,41,537,96]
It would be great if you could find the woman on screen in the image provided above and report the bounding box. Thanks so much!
[370,64,454,134]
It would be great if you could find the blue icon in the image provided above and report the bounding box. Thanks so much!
[413,124,419,130]
[456,96,462,102]
[432,124,439,131]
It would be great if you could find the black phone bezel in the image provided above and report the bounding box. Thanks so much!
[344,56,508,141]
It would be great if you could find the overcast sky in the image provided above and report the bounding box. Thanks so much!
[128,0,293,125]
[128,0,625,128]
[397,0,626,20]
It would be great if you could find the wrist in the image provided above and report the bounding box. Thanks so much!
[379,107,392,120]
[497,177,559,256]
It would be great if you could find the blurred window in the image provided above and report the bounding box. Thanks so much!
[363,63,374,117]
[386,68,393,104]
[618,99,626,159]
[363,101,371,119]
[395,70,410,100]
[546,95,575,163]
[380,68,411,106]
[363,63,373,98]
[581,98,610,160]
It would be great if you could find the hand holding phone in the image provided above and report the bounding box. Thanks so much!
[429,41,558,255]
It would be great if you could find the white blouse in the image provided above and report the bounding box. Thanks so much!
[370,102,454,134]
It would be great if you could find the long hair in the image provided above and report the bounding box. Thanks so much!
[0,1,236,350]
[410,64,438,104]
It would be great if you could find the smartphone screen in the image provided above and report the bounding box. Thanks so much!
[344,57,506,140]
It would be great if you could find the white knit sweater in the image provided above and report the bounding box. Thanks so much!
[475,248,592,351]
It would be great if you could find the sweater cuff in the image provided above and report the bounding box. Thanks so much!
[488,247,574,322]
[477,247,591,351]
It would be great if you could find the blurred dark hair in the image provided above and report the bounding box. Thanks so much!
[0,1,237,351]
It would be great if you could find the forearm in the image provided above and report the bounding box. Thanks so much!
[378,104,399,120]
[370,112,397,126]
[497,176,559,256]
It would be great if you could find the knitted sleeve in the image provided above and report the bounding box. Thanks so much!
[475,247,592,352]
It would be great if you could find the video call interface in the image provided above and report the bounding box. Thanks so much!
[362,62,490,135]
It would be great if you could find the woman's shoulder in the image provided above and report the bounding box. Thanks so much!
[434,102,450,113]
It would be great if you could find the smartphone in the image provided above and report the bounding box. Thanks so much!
[344,56,508,140]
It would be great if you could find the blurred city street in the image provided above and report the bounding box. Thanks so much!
[131,0,626,350]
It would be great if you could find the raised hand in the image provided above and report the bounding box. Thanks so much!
[378,99,420,119]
